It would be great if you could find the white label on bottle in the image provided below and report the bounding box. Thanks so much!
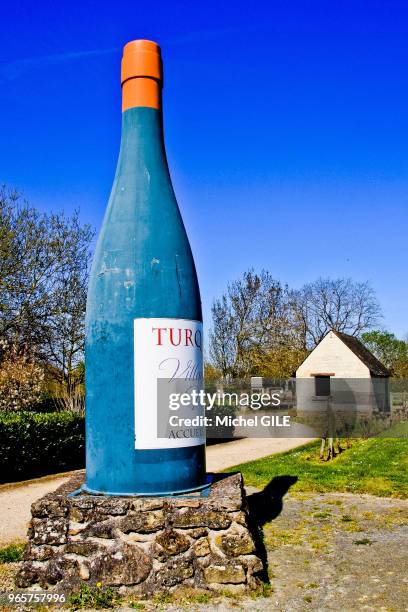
[134,317,205,450]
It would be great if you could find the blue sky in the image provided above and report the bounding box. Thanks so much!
[1,1,407,338]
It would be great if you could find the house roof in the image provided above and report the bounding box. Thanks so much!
[332,331,391,377]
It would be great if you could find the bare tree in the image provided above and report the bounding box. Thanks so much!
[210,272,383,378]
[209,270,290,378]
[209,295,236,378]
[290,277,382,349]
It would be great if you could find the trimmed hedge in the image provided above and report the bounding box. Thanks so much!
[0,411,85,483]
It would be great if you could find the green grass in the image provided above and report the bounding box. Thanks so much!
[228,437,408,498]
[341,514,353,522]
[377,420,408,437]
[353,538,373,545]
[68,584,118,609]
[0,543,25,563]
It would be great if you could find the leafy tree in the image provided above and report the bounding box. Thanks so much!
[0,187,94,395]
[247,345,308,379]
[361,330,408,377]
[204,362,222,381]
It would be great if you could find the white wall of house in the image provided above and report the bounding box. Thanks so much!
[296,331,371,378]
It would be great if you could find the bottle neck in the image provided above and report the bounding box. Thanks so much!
[122,77,162,113]
[118,90,168,181]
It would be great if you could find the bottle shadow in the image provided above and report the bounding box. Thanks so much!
[246,475,298,582]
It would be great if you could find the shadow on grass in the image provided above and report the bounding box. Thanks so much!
[247,475,298,582]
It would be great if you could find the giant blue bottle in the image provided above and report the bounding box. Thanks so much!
[85,39,206,495]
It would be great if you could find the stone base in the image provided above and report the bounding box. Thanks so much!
[16,472,264,596]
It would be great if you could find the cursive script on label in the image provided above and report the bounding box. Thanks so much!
[158,358,202,382]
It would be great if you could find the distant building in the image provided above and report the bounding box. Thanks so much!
[250,377,264,391]
[295,330,391,414]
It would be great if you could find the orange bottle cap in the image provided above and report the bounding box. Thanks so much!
[121,39,162,86]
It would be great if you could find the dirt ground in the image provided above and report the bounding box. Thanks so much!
[258,489,408,611]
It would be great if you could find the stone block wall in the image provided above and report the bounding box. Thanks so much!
[16,472,263,596]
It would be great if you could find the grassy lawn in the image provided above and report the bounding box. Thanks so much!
[229,437,408,498]
[0,543,24,564]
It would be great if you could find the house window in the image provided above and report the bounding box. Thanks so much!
[315,375,330,397]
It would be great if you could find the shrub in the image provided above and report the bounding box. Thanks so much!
[0,343,44,412]
[0,543,25,563]
[29,392,59,413]
[0,411,84,482]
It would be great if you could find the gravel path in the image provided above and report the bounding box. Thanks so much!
[206,437,313,472]
[0,474,71,546]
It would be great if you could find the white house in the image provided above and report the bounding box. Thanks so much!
[295,330,391,416]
